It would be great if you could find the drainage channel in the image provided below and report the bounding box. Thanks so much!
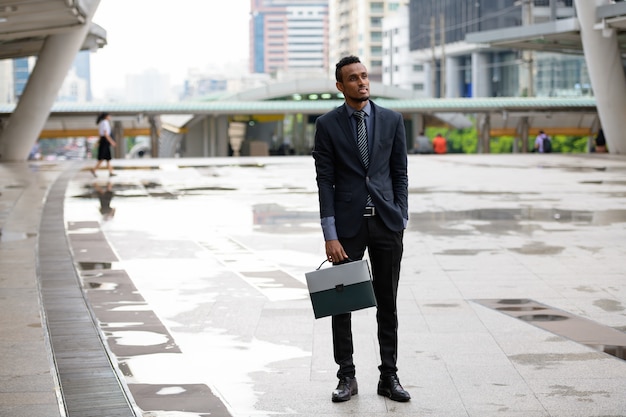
[474,299,626,361]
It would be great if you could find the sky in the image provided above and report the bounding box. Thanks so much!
[89,0,251,99]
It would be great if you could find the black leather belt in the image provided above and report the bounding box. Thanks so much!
[363,206,376,217]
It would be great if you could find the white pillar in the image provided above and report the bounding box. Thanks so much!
[0,2,100,161]
[411,113,425,148]
[575,0,626,154]
[471,52,492,98]
[228,122,246,157]
[445,56,461,98]
[424,63,434,98]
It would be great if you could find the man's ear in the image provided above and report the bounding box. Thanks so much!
[336,81,344,94]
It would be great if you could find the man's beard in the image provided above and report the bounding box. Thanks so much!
[347,92,369,102]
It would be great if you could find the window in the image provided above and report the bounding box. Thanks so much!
[371,2,384,13]
[413,83,424,91]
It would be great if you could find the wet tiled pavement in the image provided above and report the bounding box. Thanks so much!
[2,154,626,417]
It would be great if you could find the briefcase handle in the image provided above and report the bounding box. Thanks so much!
[316,257,356,270]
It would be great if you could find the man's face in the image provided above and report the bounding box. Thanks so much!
[336,62,370,106]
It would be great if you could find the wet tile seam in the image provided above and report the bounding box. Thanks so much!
[474,298,626,362]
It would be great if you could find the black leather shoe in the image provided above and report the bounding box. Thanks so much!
[377,375,411,402]
[331,376,358,402]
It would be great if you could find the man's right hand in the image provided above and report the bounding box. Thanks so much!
[325,240,348,263]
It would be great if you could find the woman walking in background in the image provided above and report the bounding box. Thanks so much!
[90,112,116,177]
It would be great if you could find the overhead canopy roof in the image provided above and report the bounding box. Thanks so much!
[465,3,626,57]
[0,96,598,138]
[0,0,106,60]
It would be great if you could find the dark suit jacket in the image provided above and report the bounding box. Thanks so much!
[313,101,408,239]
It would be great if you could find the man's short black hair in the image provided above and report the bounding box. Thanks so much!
[335,55,361,83]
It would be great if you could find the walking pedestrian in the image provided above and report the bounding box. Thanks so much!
[312,55,410,403]
[90,112,116,177]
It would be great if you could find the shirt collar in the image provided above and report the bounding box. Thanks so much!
[346,101,371,118]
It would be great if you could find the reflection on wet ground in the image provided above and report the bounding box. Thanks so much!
[58,156,626,416]
[66,220,230,416]
[406,208,626,241]
[475,299,626,361]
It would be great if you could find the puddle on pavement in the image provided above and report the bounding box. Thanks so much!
[475,299,626,361]
[581,180,626,186]
[109,330,170,346]
[407,208,626,237]
[0,231,37,242]
[77,262,115,271]
[87,281,118,290]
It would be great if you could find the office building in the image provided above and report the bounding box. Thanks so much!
[7,52,93,103]
[13,57,31,101]
[406,0,587,98]
[329,0,407,82]
[125,69,172,102]
[0,60,13,103]
[73,51,92,101]
[250,0,329,75]
[382,5,428,95]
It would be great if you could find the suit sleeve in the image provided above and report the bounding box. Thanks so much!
[312,115,337,220]
[390,113,409,221]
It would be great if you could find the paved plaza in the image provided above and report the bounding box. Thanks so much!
[1,153,626,417]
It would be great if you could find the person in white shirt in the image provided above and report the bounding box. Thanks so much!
[90,112,117,177]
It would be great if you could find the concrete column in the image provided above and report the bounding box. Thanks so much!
[471,52,492,97]
[202,116,209,157]
[0,1,100,161]
[445,56,461,98]
[216,116,229,156]
[113,121,124,159]
[149,116,160,158]
[478,114,490,153]
[424,63,434,97]
[411,113,425,149]
[228,122,246,157]
[517,117,529,153]
[575,0,626,154]
[208,116,217,157]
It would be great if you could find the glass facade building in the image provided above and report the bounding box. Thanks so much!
[407,0,583,98]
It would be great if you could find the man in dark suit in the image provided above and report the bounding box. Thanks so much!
[312,55,410,403]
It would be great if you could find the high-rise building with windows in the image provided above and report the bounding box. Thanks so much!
[8,52,93,103]
[250,0,329,75]
[13,57,31,101]
[73,51,92,101]
[382,5,427,95]
[406,0,587,98]
[329,0,407,82]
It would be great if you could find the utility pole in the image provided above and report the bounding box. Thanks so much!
[430,16,437,97]
[389,29,394,86]
[522,0,534,96]
[440,13,446,98]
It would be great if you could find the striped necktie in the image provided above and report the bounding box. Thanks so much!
[354,110,369,168]
[354,110,372,206]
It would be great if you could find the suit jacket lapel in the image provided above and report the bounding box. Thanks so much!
[370,102,381,166]
[335,105,364,165]
[336,105,354,144]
